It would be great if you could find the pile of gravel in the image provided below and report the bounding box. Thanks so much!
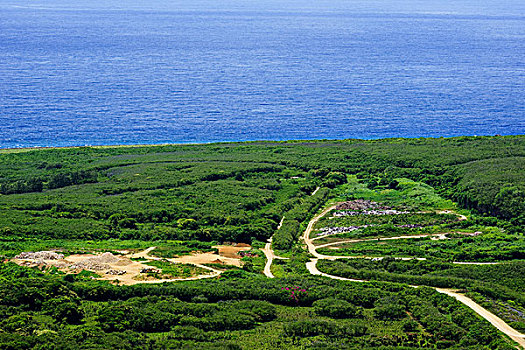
[70,252,121,271]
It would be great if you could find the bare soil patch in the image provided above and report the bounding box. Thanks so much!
[173,251,242,267]
[216,244,251,259]
[12,249,225,285]
[12,244,251,285]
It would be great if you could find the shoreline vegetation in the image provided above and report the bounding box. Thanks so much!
[0,134,521,152]
[0,135,524,349]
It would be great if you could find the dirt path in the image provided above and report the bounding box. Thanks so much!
[439,210,468,221]
[299,204,423,261]
[262,238,276,278]
[452,261,501,265]
[436,289,525,348]
[306,258,367,282]
[302,204,339,258]
[311,186,320,196]
[262,216,289,278]
[309,218,503,265]
[306,258,525,348]
[302,203,525,349]
[128,246,157,259]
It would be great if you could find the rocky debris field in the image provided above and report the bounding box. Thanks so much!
[316,224,426,237]
[335,200,392,211]
[70,252,123,271]
[334,209,410,217]
[15,251,64,260]
[316,225,371,237]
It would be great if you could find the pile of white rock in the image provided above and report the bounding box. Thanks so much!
[70,252,121,271]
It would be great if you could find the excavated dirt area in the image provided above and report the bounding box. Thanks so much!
[12,244,251,284]
[170,244,251,266]
[13,252,155,283]
[216,244,251,259]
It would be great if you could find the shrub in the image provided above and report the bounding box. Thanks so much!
[313,298,359,319]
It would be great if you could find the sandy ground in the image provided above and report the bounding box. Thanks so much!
[300,202,525,349]
[128,245,250,267]
[216,245,251,259]
[171,251,241,267]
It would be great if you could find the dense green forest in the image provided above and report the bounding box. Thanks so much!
[0,263,517,350]
[0,136,524,349]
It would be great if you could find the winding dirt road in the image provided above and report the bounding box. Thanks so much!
[261,216,289,278]
[304,210,502,265]
[436,289,525,348]
[302,204,338,257]
[301,204,525,349]
[306,258,525,348]
[262,238,277,278]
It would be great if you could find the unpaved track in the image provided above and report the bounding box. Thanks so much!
[262,238,276,278]
[303,204,338,258]
[306,258,366,282]
[307,211,503,265]
[436,289,525,348]
[262,216,289,278]
[306,258,525,348]
[439,210,468,221]
[300,205,421,261]
[129,246,157,259]
[302,203,525,349]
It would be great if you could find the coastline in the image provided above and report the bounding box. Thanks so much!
[0,134,521,153]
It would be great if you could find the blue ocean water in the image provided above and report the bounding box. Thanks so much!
[0,0,524,148]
